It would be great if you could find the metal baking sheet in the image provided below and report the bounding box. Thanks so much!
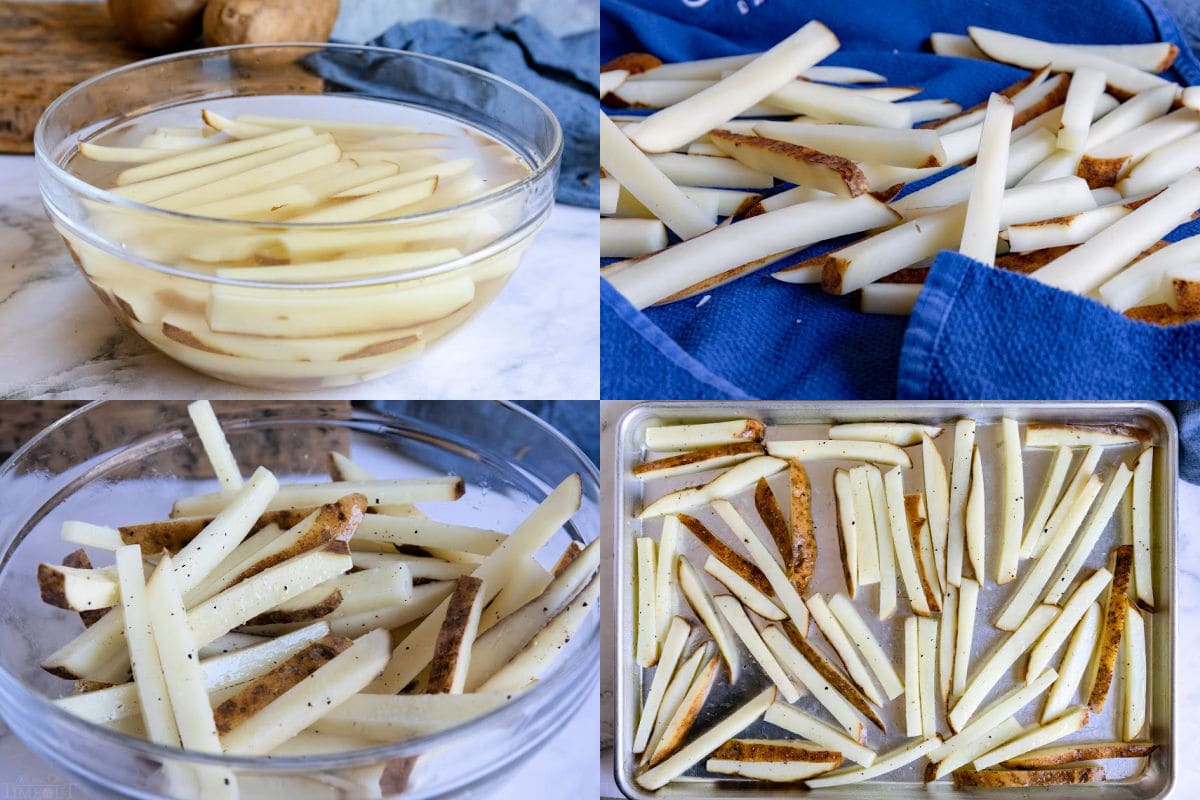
[613,402,1176,799]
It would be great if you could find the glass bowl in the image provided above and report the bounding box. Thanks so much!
[0,401,598,799]
[35,45,563,391]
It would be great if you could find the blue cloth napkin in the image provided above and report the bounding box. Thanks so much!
[601,0,1200,399]
[312,16,599,207]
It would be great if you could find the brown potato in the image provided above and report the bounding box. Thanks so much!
[755,477,796,573]
[203,0,340,48]
[427,575,485,694]
[107,0,207,52]
[551,542,584,577]
[601,52,663,75]
[952,766,1106,787]
[788,461,816,595]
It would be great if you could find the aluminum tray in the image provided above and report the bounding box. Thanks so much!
[612,402,1176,800]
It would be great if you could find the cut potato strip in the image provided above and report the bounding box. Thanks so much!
[952,577,979,700]
[763,702,875,767]
[1005,199,1142,254]
[805,594,885,706]
[921,433,949,592]
[220,628,391,755]
[1119,129,1200,196]
[762,625,865,737]
[827,592,904,700]
[62,521,124,551]
[635,537,659,668]
[1121,604,1147,740]
[959,93,1014,265]
[806,734,942,788]
[849,467,880,588]
[644,419,765,451]
[640,456,787,517]
[949,604,1057,731]
[116,126,315,185]
[608,193,897,310]
[311,691,514,742]
[1028,445,1104,560]
[654,518,680,641]
[965,446,985,584]
[769,80,913,128]
[635,687,775,791]
[631,617,692,754]
[918,616,938,739]
[931,668,1058,764]
[680,514,771,595]
[642,644,708,766]
[214,247,462,283]
[755,121,946,168]
[1003,740,1156,768]
[287,177,437,222]
[476,573,598,693]
[709,129,867,197]
[865,466,897,621]
[781,621,885,731]
[931,717,1024,781]
[1035,169,1200,295]
[884,467,930,615]
[954,764,1105,787]
[716,596,799,703]
[1058,68,1107,152]
[599,114,714,241]
[829,423,941,447]
[966,27,1173,97]
[1028,568,1113,681]
[426,576,485,693]
[37,562,118,612]
[633,442,766,480]
[354,515,504,555]
[907,494,941,611]
[1044,602,1103,723]
[646,652,721,766]
[973,706,1090,770]
[371,473,581,694]
[677,555,740,682]
[173,477,460,517]
[1130,448,1155,610]
[754,478,798,580]
[997,418,1023,584]
[714,500,811,638]
[1087,545,1134,713]
[1045,463,1133,604]
[768,438,912,467]
[790,461,818,596]
[186,400,242,491]
[647,152,776,189]
[706,757,839,782]
[833,469,858,598]
[1079,108,1200,188]
[705,555,784,620]
[904,616,922,737]
[115,545,179,745]
[627,22,839,153]
[331,158,474,197]
[1021,446,1073,558]
[1100,236,1200,312]
[860,284,922,316]
[939,584,957,704]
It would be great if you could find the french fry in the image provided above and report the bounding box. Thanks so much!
[713,500,811,636]
[1119,128,1200,196]
[173,477,460,517]
[646,652,721,766]
[965,446,985,584]
[805,593,886,705]
[929,718,1025,781]
[768,79,913,128]
[865,466,897,620]
[716,597,799,703]
[635,537,659,668]
[1045,462,1133,604]
[599,114,714,241]
[755,478,800,582]
[768,438,912,467]
[754,121,946,168]
[116,126,316,185]
[939,583,958,704]
[1078,108,1200,188]
[310,691,516,742]
[904,616,922,737]
[780,622,885,731]
[833,469,859,598]
[1005,196,1148,254]
[1027,445,1104,560]
[38,562,118,612]
[994,475,1103,631]
[709,130,869,197]
[61,521,124,551]
[929,668,1058,768]
[762,625,866,737]
[1121,604,1147,740]
[805,734,942,788]
[187,400,242,491]
[790,460,818,595]
[1100,236,1200,311]
[1058,68,1107,152]
[426,576,485,693]
[849,467,880,587]
[706,740,842,782]
[959,93,1014,265]
[640,456,787,518]
[918,616,939,739]
[641,644,709,766]
[997,418,1024,584]
[1021,446,1073,558]
[1043,602,1103,722]
[829,423,941,447]
[1003,740,1156,768]
[764,702,876,767]
[627,21,839,153]
[633,442,766,480]
[680,514,771,594]
[953,765,1105,787]
[1028,567,1114,681]
[705,555,784,620]
[631,617,692,754]
[655,518,680,641]
[949,605,1057,731]
[827,592,904,700]
[115,545,179,745]
[644,419,765,450]
[921,433,950,591]
[1034,169,1200,295]
[885,467,930,615]
[353,515,504,555]
[906,495,941,611]
[1130,448,1155,611]
[1086,545,1134,713]
[973,706,1090,770]
[635,687,776,791]
[952,578,979,701]
[677,555,740,682]
[647,152,776,189]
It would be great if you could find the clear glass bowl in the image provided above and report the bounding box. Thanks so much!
[35,45,563,391]
[0,401,598,799]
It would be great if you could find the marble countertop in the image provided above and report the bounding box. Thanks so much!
[598,401,1197,798]
[0,155,598,400]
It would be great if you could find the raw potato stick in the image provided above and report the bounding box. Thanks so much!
[598,114,713,240]
[827,592,904,699]
[708,130,870,197]
[866,466,897,621]
[763,703,876,766]
[679,514,771,594]
[754,122,947,168]
[627,22,839,153]
[635,687,776,791]
[952,578,979,700]
[755,478,799,580]
[833,469,859,598]
[789,461,817,595]
[965,447,986,584]
[1021,446,1073,558]
[600,218,667,258]
[939,584,958,704]
[173,476,459,517]
[884,467,930,615]
[959,93,1014,265]
[1087,545,1134,713]
[830,422,942,447]
[116,126,316,184]
[1029,446,1104,561]
[780,621,885,731]
[115,545,179,746]
[426,576,485,694]
[713,501,811,635]
[805,735,943,788]
[633,443,766,481]
[850,467,880,587]
[1122,604,1147,740]
[1027,567,1113,681]
[639,456,787,518]
[1131,448,1155,610]
[643,419,765,451]
[768,439,912,467]
[806,593,886,705]
[904,616,922,737]
[946,419,976,588]
[930,718,1025,781]
[635,538,658,668]
[1025,425,1149,448]
[918,616,939,739]
[187,400,242,491]
[1003,740,1157,768]
[761,626,866,737]
[1044,602,1103,722]
[655,518,680,641]
[922,433,950,592]
[973,706,1090,770]
[953,765,1105,787]
[641,645,708,766]
[705,556,784,620]
[930,668,1059,766]
[715,596,799,703]
[1058,67,1107,152]
[677,555,741,683]
[906,495,941,612]
[632,617,692,754]
[997,418,1024,584]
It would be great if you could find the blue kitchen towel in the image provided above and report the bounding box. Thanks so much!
[601,0,1200,399]
[313,16,599,207]
[1169,401,1200,483]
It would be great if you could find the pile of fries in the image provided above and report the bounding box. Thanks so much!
[627,416,1158,790]
[601,22,1200,325]
[34,402,597,798]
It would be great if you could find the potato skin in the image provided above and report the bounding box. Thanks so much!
[203,0,340,47]
[107,0,207,52]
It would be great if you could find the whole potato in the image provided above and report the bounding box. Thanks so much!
[108,0,208,52]
[203,0,340,47]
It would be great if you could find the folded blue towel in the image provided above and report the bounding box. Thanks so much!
[601,0,1200,399]
[313,17,599,207]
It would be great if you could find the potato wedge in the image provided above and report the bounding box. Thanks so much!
[1086,544,1134,713]
[755,477,797,579]
[788,460,817,595]
[953,765,1105,787]
[1002,740,1157,768]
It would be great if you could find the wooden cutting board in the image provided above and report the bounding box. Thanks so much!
[0,2,145,154]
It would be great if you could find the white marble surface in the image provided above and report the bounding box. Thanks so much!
[597,401,1197,798]
[0,155,598,399]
